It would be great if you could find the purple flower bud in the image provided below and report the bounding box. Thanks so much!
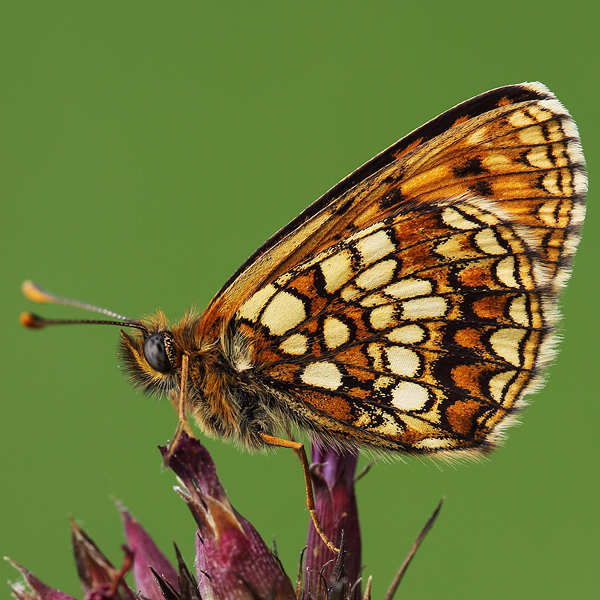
[70,520,135,600]
[118,503,179,600]
[7,432,440,600]
[162,432,295,600]
[7,559,77,600]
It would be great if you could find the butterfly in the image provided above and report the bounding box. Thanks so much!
[22,82,587,551]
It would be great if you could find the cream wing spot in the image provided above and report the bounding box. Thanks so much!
[355,259,396,290]
[355,230,395,265]
[391,382,429,411]
[466,126,488,146]
[435,235,473,261]
[360,292,389,307]
[496,256,520,288]
[462,205,499,227]
[475,229,508,255]
[519,124,547,145]
[370,304,397,330]
[340,284,361,302]
[489,328,527,366]
[371,413,405,438]
[261,291,306,336]
[414,438,457,450]
[509,296,530,326]
[401,296,448,320]
[526,146,554,169]
[551,144,568,168]
[385,278,432,299]
[386,346,421,377]
[538,199,560,226]
[482,151,512,171]
[320,249,354,293]
[386,324,426,344]
[489,370,517,403]
[301,361,343,391]
[527,104,554,122]
[547,120,563,140]
[353,410,372,429]
[441,207,482,230]
[323,317,350,350]
[542,171,561,195]
[367,342,384,369]
[279,333,308,356]
[238,284,277,322]
[560,168,573,194]
[508,109,537,128]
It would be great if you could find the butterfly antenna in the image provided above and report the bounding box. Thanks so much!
[20,280,147,331]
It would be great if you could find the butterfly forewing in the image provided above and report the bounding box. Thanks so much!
[204,83,584,325]
[202,82,585,456]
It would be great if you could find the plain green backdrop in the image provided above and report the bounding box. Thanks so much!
[1,2,598,599]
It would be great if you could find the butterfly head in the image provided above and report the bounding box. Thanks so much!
[118,311,187,396]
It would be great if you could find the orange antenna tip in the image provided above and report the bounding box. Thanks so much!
[22,281,54,304]
[19,281,145,330]
[20,312,47,329]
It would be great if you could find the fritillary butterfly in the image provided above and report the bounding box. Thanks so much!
[22,82,587,550]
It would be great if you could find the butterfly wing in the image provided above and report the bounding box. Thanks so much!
[204,82,584,323]
[204,82,586,456]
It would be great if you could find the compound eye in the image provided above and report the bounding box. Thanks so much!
[143,333,171,374]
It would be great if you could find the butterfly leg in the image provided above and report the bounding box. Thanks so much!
[165,354,193,463]
[259,433,340,554]
[168,389,195,437]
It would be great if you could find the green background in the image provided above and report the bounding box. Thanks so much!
[1,2,598,598]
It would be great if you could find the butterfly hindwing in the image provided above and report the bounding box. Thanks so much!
[234,194,548,453]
